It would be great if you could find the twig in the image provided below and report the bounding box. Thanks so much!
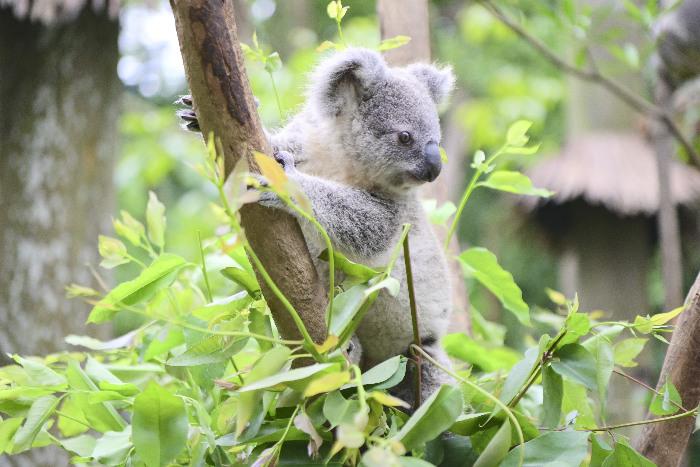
[403,233,423,409]
[198,230,213,303]
[613,368,686,411]
[477,0,700,166]
[588,406,698,432]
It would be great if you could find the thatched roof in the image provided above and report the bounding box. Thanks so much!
[524,131,700,216]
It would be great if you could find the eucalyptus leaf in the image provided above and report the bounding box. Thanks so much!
[132,382,188,467]
[458,248,530,326]
[551,344,597,390]
[500,430,589,467]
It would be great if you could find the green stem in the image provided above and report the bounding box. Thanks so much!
[198,231,213,303]
[268,72,284,122]
[283,195,335,330]
[444,149,503,250]
[587,407,698,432]
[411,345,525,467]
[352,365,368,410]
[403,233,423,409]
[337,19,345,45]
[215,180,322,360]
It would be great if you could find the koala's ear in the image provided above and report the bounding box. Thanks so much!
[406,63,455,105]
[310,48,388,117]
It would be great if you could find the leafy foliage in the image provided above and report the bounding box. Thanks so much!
[3,2,698,466]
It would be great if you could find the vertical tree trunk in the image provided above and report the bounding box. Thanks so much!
[654,81,685,310]
[0,6,119,466]
[377,0,470,333]
[635,272,700,467]
[170,0,328,346]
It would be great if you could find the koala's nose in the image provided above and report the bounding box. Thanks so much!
[422,142,442,182]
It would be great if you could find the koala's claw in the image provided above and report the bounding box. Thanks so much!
[175,95,201,133]
[273,150,296,172]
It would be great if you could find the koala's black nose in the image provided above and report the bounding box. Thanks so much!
[422,142,442,182]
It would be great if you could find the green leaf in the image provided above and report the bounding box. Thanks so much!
[237,363,336,392]
[393,385,463,450]
[237,346,292,435]
[505,120,532,147]
[443,333,521,371]
[113,210,144,246]
[458,248,530,325]
[59,434,97,458]
[264,51,282,73]
[221,266,261,297]
[378,35,411,51]
[550,344,597,390]
[323,391,361,428]
[98,235,129,269]
[304,370,350,397]
[650,380,682,416]
[613,338,648,367]
[602,440,655,467]
[92,428,132,465]
[0,417,23,454]
[146,191,166,249]
[166,335,248,367]
[478,171,553,197]
[88,253,187,323]
[500,347,539,404]
[473,420,511,467]
[329,284,371,337]
[11,395,60,452]
[500,430,589,466]
[449,412,491,436]
[422,199,457,226]
[590,434,613,467]
[542,366,563,428]
[633,306,683,333]
[344,355,402,388]
[586,338,614,410]
[132,382,188,467]
[65,361,126,433]
[319,249,380,282]
[561,380,596,429]
[12,356,66,387]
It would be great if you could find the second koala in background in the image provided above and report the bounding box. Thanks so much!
[179,48,455,405]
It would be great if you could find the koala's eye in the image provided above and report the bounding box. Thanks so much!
[398,131,413,145]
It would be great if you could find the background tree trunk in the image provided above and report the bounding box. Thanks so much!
[0,6,119,466]
[635,271,700,467]
[377,0,470,333]
[169,0,328,346]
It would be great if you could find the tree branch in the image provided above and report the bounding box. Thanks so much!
[634,272,700,466]
[478,0,700,167]
[169,0,327,345]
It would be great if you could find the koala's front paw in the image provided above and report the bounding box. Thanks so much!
[273,150,296,173]
[175,95,200,133]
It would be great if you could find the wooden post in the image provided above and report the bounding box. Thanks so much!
[635,272,700,466]
[169,0,327,345]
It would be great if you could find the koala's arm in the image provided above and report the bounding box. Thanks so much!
[263,164,399,258]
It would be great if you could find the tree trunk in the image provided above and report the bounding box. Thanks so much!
[377,0,470,333]
[0,6,119,466]
[654,80,685,310]
[634,271,700,467]
[169,0,328,345]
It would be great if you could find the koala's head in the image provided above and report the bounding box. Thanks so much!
[309,48,454,191]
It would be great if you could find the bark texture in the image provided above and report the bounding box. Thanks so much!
[169,0,327,344]
[377,0,470,332]
[0,6,119,466]
[635,272,700,467]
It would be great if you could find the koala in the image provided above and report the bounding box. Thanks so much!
[178,48,455,405]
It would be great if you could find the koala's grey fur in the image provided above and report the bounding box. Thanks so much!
[180,48,455,405]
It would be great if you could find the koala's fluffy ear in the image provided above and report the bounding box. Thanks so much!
[310,48,388,117]
[406,63,455,105]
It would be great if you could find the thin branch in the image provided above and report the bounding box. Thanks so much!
[613,368,687,411]
[589,407,698,432]
[477,0,700,166]
[403,233,423,409]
